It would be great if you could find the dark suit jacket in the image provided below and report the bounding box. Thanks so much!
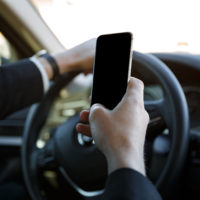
[0,59,162,199]
[103,168,162,200]
[0,59,43,119]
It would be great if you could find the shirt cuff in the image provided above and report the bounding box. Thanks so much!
[29,56,49,93]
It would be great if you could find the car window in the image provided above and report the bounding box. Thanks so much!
[0,32,20,65]
[31,0,200,54]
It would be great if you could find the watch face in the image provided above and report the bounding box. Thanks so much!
[36,49,48,57]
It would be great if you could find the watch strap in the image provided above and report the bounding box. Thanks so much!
[36,50,60,81]
[42,53,60,80]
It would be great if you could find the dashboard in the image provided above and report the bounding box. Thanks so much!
[184,86,200,131]
[144,84,200,132]
[154,53,200,132]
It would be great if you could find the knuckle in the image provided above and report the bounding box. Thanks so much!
[132,99,149,122]
[129,77,142,87]
[132,97,144,109]
[90,104,105,120]
[132,98,141,107]
[135,78,144,89]
[129,78,144,94]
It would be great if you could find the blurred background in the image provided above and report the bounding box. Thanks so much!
[30,0,200,54]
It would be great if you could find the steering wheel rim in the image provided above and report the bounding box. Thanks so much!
[132,52,189,192]
[22,51,189,199]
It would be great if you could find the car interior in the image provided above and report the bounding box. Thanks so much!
[0,0,200,199]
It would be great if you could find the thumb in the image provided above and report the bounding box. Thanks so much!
[117,77,144,109]
[126,77,144,101]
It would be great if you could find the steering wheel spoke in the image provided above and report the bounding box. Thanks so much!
[145,99,163,122]
[145,99,166,137]
[145,97,179,136]
[36,141,58,170]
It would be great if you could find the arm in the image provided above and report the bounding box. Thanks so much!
[0,39,96,119]
[0,59,43,119]
[103,168,162,200]
[38,38,96,79]
[76,77,162,199]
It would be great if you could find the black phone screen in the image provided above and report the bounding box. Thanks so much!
[91,32,132,110]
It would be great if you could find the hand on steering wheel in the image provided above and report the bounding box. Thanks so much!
[22,51,189,200]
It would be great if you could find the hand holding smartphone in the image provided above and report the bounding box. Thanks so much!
[91,32,133,110]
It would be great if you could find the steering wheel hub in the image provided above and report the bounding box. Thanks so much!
[77,133,95,146]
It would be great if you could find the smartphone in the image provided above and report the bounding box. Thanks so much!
[91,32,133,110]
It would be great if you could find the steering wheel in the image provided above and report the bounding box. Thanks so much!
[22,51,189,200]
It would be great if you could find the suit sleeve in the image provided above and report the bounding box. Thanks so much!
[0,59,44,119]
[102,168,162,200]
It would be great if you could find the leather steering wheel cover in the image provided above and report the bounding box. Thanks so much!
[132,51,189,194]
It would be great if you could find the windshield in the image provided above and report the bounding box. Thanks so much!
[31,0,200,54]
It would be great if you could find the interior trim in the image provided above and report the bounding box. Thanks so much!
[0,136,22,146]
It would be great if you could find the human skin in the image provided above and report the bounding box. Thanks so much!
[37,39,149,175]
[76,77,149,175]
[39,38,96,79]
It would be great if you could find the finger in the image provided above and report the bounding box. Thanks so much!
[80,110,90,123]
[89,103,108,122]
[76,123,92,137]
[128,77,144,98]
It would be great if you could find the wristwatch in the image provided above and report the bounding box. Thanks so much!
[36,50,60,80]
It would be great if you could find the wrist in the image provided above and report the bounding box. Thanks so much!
[34,50,60,80]
[38,57,54,80]
[106,148,145,176]
[53,51,78,74]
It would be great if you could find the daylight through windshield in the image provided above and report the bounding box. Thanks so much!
[31,0,200,54]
